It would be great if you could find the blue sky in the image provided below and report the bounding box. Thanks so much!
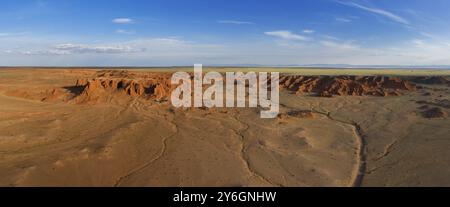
[1,0,450,66]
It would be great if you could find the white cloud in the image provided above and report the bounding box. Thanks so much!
[399,39,450,63]
[3,49,71,56]
[218,20,254,25]
[320,40,359,50]
[303,29,315,34]
[338,1,409,25]
[322,35,340,40]
[412,39,425,47]
[2,34,450,66]
[53,43,143,54]
[116,29,136,35]
[265,30,309,41]
[419,32,437,39]
[112,18,134,24]
[0,32,27,37]
[0,37,226,65]
[335,17,352,23]
[20,50,71,55]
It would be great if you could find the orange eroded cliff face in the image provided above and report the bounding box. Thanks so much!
[279,75,417,97]
[73,71,173,103]
[63,71,419,104]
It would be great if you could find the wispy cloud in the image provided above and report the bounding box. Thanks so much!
[265,30,309,41]
[335,17,352,23]
[53,43,143,54]
[112,18,134,24]
[3,36,450,66]
[335,15,359,23]
[2,37,222,57]
[116,29,136,35]
[337,1,409,25]
[320,40,359,50]
[0,32,27,37]
[218,20,254,25]
[18,50,71,56]
[411,39,425,47]
[420,32,436,39]
[303,29,315,34]
[322,35,340,40]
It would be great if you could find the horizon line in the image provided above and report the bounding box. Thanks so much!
[1,64,450,70]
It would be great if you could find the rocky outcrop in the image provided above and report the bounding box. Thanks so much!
[421,107,448,119]
[95,70,131,78]
[73,71,173,103]
[410,76,450,85]
[76,78,171,99]
[279,76,417,97]
[70,72,419,104]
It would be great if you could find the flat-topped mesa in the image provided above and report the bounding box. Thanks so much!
[279,75,417,97]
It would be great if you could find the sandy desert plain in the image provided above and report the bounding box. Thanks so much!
[0,67,449,187]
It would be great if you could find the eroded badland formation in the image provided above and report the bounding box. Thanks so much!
[0,68,449,186]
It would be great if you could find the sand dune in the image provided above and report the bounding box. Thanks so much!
[0,69,449,186]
